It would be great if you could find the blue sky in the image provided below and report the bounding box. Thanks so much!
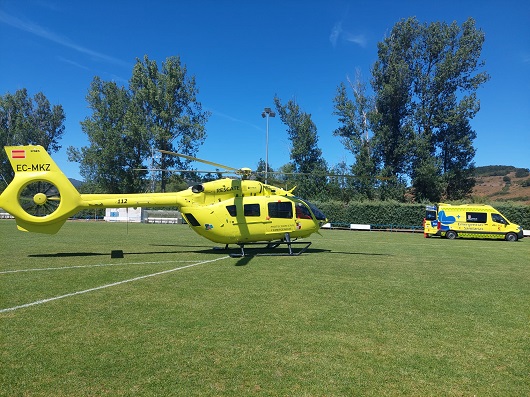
[1,0,529,180]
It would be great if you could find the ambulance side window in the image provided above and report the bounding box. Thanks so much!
[491,213,507,224]
[425,210,437,221]
[466,212,487,223]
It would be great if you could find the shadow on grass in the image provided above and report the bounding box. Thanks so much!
[28,249,210,258]
[27,247,391,261]
[27,243,222,258]
[28,245,392,258]
[28,252,109,257]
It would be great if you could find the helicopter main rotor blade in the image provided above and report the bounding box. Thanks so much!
[134,168,235,174]
[257,171,391,180]
[159,150,241,173]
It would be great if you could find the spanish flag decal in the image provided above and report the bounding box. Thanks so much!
[11,149,26,159]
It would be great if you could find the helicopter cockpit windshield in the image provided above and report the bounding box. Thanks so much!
[296,198,327,221]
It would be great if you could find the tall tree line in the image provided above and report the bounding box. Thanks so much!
[333,17,489,202]
[1,17,489,202]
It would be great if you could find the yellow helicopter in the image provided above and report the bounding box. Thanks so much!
[0,145,328,256]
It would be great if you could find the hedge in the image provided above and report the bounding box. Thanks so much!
[493,203,530,229]
[314,200,530,230]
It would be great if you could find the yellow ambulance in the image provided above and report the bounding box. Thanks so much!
[424,204,524,241]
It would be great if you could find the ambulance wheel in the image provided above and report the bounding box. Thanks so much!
[505,232,518,242]
[445,230,457,240]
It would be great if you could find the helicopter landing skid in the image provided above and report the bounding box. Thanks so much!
[229,233,312,258]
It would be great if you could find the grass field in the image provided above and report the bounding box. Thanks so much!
[1,220,529,396]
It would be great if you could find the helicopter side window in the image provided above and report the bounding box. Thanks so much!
[268,202,293,219]
[295,197,327,221]
[244,204,260,217]
[296,203,312,219]
[226,205,237,217]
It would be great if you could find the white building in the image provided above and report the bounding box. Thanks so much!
[104,208,182,224]
[104,208,143,223]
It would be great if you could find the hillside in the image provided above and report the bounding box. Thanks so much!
[473,166,530,204]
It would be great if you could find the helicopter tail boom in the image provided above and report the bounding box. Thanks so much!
[1,145,189,234]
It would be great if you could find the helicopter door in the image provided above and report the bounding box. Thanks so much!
[266,201,295,235]
[224,198,269,242]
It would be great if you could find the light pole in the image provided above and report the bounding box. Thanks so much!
[261,107,275,184]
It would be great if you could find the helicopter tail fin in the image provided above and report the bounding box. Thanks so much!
[0,145,83,234]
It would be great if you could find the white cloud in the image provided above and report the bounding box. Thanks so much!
[329,20,366,48]
[0,10,130,68]
[329,21,343,47]
[57,56,90,70]
[344,33,367,48]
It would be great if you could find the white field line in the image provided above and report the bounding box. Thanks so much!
[0,256,230,313]
[0,260,199,275]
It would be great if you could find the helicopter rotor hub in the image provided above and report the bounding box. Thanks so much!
[33,192,47,205]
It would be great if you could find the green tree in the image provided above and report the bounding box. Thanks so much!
[70,55,210,193]
[439,117,476,200]
[370,18,417,200]
[274,162,297,191]
[274,96,328,199]
[255,158,277,184]
[374,17,488,201]
[68,77,146,194]
[326,160,367,202]
[0,89,65,185]
[412,18,487,200]
[410,152,445,202]
[332,75,380,200]
[336,17,488,202]
[129,55,210,192]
